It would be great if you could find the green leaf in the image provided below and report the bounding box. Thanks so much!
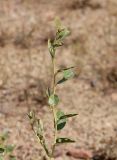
[56,110,66,130]
[56,28,70,40]
[35,119,44,140]
[57,77,67,85]
[57,66,75,73]
[48,94,59,106]
[55,17,62,30]
[60,113,78,120]
[48,39,55,58]
[5,145,14,153]
[57,110,65,120]
[46,87,51,97]
[56,138,75,144]
[27,110,36,125]
[53,40,63,47]
[28,110,35,120]
[57,69,75,85]
[63,69,74,79]
[0,148,4,154]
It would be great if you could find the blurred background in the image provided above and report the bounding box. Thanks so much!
[0,0,117,160]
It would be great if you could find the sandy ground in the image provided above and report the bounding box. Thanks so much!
[0,0,117,159]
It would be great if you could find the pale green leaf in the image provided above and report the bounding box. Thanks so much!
[35,119,44,139]
[27,110,35,120]
[48,94,59,106]
[57,69,75,85]
[56,28,70,40]
[63,69,74,79]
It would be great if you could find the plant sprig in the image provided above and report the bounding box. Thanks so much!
[0,132,16,160]
[28,19,78,160]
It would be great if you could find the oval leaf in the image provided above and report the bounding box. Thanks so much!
[55,17,62,30]
[57,69,75,85]
[56,110,66,130]
[48,94,59,106]
[56,138,75,144]
[63,69,74,79]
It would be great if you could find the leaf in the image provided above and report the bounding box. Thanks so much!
[53,40,63,47]
[55,17,62,30]
[57,69,75,85]
[48,39,55,58]
[56,110,66,130]
[56,28,70,40]
[57,77,67,85]
[46,87,51,97]
[27,110,36,125]
[35,119,44,140]
[57,66,75,73]
[0,148,4,154]
[56,138,75,144]
[48,94,59,106]
[60,113,78,120]
[5,145,14,153]
[27,110,35,120]
[63,69,74,79]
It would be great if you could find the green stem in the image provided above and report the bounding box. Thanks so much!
[52,59,56,94]
[32,128,50,157]
[51,58,57,157]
